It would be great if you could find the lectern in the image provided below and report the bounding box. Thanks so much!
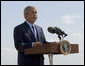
[24,41,79,65]
[24,26,79,65]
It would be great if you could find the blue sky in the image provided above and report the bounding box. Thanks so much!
[1,1,84,65]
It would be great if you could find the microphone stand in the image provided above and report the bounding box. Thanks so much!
[48,35,66,65]
[58,34,67,42]
[49,53,53,65]
[48,32,67,65]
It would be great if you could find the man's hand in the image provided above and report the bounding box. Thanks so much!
[56,42,60,44]
[33,42,42,47]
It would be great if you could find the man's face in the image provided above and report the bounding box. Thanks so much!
[26,7,37,24]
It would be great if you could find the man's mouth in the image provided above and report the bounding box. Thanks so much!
[33,16,37,19]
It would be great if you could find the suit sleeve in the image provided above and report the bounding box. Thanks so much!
[13,27,32,52]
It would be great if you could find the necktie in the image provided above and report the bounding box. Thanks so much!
[32,25,38,41]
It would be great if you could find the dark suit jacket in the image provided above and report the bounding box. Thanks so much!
[14,22,47,65]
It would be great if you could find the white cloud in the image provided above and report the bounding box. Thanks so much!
[71,33,83,38]
[67,32,84,44]
[62,15,81,24]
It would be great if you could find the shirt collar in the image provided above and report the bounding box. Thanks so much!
[25,20,35,28]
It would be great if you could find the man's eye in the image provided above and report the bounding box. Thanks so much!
[33,11,37,14]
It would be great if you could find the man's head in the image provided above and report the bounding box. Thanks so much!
[24,6,37,24]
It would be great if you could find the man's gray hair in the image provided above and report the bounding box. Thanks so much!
[24,6,35,15]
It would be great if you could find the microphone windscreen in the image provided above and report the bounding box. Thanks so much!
[47,27,55,34]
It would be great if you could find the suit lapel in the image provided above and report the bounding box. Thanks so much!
[23,22,36,42]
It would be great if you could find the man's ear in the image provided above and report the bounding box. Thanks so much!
[24,14,28,19]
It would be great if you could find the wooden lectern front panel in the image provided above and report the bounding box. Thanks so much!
[24,42,79,54]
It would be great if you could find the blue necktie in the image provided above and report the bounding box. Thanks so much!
[32,25,38,41]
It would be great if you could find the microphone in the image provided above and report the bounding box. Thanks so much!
[47,26,67,37]
[54,27,62,35]
[54,27,67,36]
[47,27,55,34]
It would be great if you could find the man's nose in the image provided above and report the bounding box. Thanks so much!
[34,14,37,17]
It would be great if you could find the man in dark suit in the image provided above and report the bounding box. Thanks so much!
[13,6,47,65]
